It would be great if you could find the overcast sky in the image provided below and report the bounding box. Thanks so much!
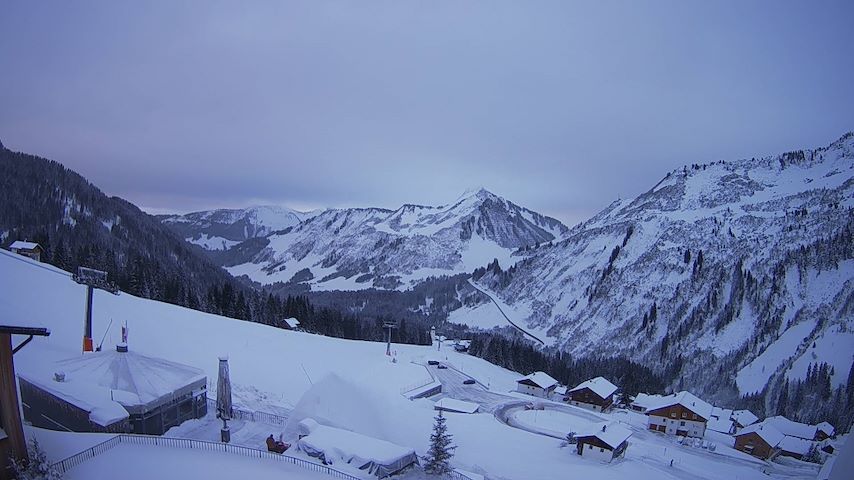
[1,1,853,226]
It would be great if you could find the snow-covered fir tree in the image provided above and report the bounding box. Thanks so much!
[423,410,456,475]
[10,439,63,480]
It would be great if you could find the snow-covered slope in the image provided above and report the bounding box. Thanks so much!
[2,246,805,480]
[478,133,854,403]
[214,189,567,290]
[160,205,321,250]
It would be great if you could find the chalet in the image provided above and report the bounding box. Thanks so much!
[763,416,818,441]
[731,409,759,430]
[645,391,713,438]
[629,393,664,412]
[777,435,812,460]
[553,386,568,401]
[19,344,207,435]
[708,407,736,435]
[575,421,632,463]
[567,377,618,412]
[282,317,301,330]
[734,423,785,460]
[816,421,835,441]
[8,241,43,262]
[515,372,558,398]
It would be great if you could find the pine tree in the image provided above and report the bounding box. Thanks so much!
[423,410,456,475]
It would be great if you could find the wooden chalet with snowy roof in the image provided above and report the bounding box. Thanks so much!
[575,421,632,463]
[515,372,558,398]
[734,423,785,460]
[567,376,618,412]
[8,241,43,262]
[645,391,713,438]
[815,421,835,441]
[731,409,759,430]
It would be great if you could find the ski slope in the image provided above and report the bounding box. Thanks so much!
[1,249,818,480]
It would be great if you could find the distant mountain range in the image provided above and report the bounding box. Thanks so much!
[472,132,854,407]
[161,188,568,291]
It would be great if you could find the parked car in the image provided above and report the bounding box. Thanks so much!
[437,364,448,369]
[463,379,476,385]
[427,360,439,366]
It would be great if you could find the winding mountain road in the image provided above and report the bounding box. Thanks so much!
[467,279,545,345]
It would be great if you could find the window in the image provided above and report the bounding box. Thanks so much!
[670,412,676,418]
[600,448,605,453]
[680,421,686,426]
[682,412,687,418]
[588,444,593,450]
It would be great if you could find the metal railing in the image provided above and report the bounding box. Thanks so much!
[53,434,362,480]
[52,436,122,474]
[205,398,289,426]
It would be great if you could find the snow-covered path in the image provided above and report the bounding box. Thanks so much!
[467,279,546,345]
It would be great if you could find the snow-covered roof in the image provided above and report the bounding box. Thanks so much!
[732,409,759,427]
[434,398,479,414]
[764,416,817,440]
[576,421,632,449]
[778,435,813,456]
[296,418,417,467]
[736,423,785,447]
[817,421,835,436]
[517,372,558,390]
[630,393,664,410]
[645,391,714,421]
[9,240,40,250]
[18,372,129,427]
[37,347,206,412]
[283,317,300,328]
[710,407,733,420]
[707,416,735,434]
[569,376,618,399]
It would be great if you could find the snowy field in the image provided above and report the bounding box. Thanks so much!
[0,250,828,480]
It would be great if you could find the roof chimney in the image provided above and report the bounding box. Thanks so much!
[53,371,66,382]
[602,424,607,432]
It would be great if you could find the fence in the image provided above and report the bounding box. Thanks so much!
[53,434,362,480]
[205,398,289,426]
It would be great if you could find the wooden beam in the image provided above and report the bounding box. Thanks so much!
[0,332,28,479]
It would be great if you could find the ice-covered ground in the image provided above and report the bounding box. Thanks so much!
[0,250,826,479]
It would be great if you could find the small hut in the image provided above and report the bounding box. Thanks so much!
[19,344,207,435]
[8,241,43,262]
[575,421,632,463]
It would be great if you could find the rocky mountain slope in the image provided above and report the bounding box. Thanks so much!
[165,188,568,291]
[474,133,854,407]
[159,205,320,251]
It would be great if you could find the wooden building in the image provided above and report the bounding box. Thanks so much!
[731,409,759,431]
[645,391,713,438]
[575,421,632,463]
[734,423,784,460]
[567,377,618,412]
[0,325,50,480]
[8,241,43,262]
[19,344,207,436]
[515,372,558,398]
[815,422,835,441]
